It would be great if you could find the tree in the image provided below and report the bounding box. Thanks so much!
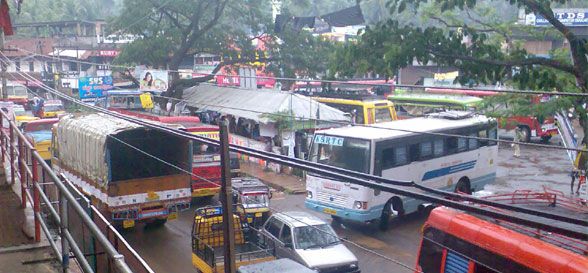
[331,0,588,143]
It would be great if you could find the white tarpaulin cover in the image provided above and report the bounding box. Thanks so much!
[182,84,350,124]
[57,113,142,188]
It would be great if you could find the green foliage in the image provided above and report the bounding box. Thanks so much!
[13,0,122,23]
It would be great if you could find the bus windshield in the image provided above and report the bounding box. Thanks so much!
[311,135,370,173]
[7,86,27,97]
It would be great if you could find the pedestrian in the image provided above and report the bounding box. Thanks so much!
[570,168,580,194]
[513,127,522,157]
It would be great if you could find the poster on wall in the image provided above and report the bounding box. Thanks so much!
[138,69,169,94]
[78,76,113,99]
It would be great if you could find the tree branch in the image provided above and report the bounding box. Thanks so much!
[427,48,575,74]
[430,15,496,33]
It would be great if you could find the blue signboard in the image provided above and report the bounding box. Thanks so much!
[78,76,114,99]
[531,9,588,27]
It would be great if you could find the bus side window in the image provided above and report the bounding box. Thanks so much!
[479,130,488,146]
[395,146,408,166]
[488,128,497,146]
[468,134,478,150]
[446,137,458,154]
[433,139,444,157]
[420,142,433,160]
[457,137,467,152]
[409,143,420,162]
[381,148,395,170]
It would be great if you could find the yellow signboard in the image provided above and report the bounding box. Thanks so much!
[434,71,459,81]
[192,131,220,140]
[140,93,154,109]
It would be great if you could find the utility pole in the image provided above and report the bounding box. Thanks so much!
[219,119,236,273]
[1,30,6,99]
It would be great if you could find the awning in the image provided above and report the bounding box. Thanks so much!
[182,84,350,124]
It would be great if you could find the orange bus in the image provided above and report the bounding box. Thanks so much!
[416,207,588,273]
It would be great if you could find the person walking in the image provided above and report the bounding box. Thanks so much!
[513,127,522,157]
[570,168,580,194]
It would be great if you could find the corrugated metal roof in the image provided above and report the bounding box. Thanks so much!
[182,84,349,124]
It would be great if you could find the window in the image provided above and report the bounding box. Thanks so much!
[488,128,497,146]
[264,217,283,238]
[409,144,420,162]
[479,130,488,146]
[468,134,478,150]
[395,146,408,165]
[420,142,433,159]
[457,137,467,152]
[447,137,458,154]
[433,139,444,157]
[313,136,370,173]
[375,107,393,123]
[15,61,20,71]
[381,147,395,170]
[279,226,292,245]
[69,62,77,71]
[28,62,34,72]
[293,224,339,249]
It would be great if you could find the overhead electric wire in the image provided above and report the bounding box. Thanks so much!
[156,93,588,153]
[11,46,588,97]
[3,55,588,240]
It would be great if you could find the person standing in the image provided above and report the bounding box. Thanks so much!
[513,127,522,157]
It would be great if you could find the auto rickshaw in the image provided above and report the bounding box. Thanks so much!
[231,177,271,228]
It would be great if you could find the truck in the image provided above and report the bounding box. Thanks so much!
[191,205,275,273]
[51,113,192,228]
[231,177,271,228]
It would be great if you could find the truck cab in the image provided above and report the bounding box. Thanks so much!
[231,177,272,227]
[191,205,274,273]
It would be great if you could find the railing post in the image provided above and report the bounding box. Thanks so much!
[59,190,70,272]
[9,124,14,186]
[31,155,41,242]
[1,124,5,162]
[18,137,25,208]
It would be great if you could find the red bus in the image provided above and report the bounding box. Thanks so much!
[109,108,222,198]
[416,207,588,273]
[425,87,558,142]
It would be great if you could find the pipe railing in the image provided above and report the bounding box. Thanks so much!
[0,109,152,273]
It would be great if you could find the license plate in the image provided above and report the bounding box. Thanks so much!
[323,208,337,215]
[168,212,178,220]
[254,212,263,218]
[123,219,135,229]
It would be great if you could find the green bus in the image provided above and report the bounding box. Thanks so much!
[387,93,483,119]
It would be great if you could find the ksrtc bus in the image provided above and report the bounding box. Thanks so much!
[416,207,588,273]
[305,111,497,230]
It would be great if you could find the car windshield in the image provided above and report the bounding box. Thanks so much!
[241,194,269,208]
[294,224,340,249]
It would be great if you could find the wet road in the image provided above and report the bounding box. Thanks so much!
[122,138,580,273]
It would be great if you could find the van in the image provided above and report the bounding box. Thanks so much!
[259,211,359,272]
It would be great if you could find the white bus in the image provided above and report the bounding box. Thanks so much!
[305,111,498,230]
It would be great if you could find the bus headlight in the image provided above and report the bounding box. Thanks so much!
[354,201,367,209]
[307,191,313,199]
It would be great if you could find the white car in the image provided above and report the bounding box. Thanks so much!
[259,211,360,273]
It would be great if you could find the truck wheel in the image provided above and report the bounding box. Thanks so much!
[518,126,531,143]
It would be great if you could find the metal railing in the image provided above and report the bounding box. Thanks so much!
[0,109,154,273]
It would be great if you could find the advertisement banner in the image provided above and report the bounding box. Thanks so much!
[138,69,168,93]
[78,76,113,99]
[527,9,588,27]
[139,93,154,109]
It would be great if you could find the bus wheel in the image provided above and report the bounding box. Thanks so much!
[518,125,531,143]
[455,178,471,195]
[379,198,403,231]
